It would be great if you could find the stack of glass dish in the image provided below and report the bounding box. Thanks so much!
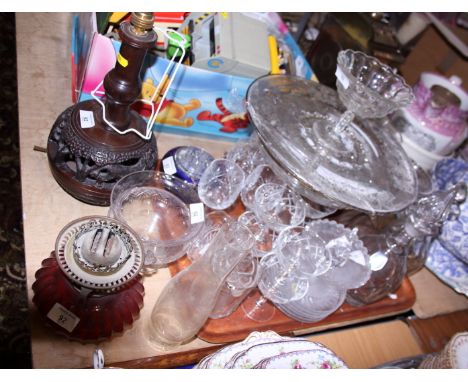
[246,50,418,214]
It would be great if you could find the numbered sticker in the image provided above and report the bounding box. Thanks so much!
[335,67,350,89]
[47,303,80,333]
[79,110,95,129]
[162,156,177,175]
[189,203,205,224]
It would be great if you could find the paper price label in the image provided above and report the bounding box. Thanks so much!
[190,203,205,224]
[79,110,95,129]
[162,156,177,175]
[47,303,80,333]
[335,67,350,89]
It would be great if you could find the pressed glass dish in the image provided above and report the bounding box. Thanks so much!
[110,171,203,266]
[246,74,418,213]
[336,49,414,119]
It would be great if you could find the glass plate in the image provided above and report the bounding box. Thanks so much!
[246,75,418,213]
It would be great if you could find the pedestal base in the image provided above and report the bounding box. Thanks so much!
[47,99,158,206]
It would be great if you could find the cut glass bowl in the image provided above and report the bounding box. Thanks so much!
[336,49,414,119]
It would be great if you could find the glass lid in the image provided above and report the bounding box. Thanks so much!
[246,75,418,213]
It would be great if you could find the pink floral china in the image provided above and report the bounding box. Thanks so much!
[253,349,347,369]
[227,339,333,368]
[404,73,467,156]
[195,331,347,369]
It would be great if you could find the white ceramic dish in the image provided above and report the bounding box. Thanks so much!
[253,348,348,369]
[197,331,291,369]
[229,339,333,369]
[195,331,344,369]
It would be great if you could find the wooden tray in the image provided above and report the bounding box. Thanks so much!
[168,256,416,344]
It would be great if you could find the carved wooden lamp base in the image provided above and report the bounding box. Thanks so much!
[47,100,157,206]
[47,12,158,206]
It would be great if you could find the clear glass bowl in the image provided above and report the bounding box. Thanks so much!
[241,165,283,211]
[336,49,414,119]
[110,171,203,266]
[274,225,332,277]
[198,159,245,210]
[254,183,306,232]
[257,252,309,304]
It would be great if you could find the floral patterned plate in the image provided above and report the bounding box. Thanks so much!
[253,349,348,369]
[228,339,335,369]
[196,331,297,369]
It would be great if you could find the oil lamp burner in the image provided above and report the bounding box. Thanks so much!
[32,216,145,341]
[47,12,158,206]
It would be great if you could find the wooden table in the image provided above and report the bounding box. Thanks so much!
[16,13,468,369]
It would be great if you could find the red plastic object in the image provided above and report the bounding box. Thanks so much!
[32,253,144,342]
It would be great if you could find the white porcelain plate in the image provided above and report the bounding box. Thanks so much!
[229,339,334,369]
[197,331,290,369]
[253,349,348,369]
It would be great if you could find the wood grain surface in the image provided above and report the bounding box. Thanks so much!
[410,268,468,319]
[407,309,468,353]
[307,320,423,369]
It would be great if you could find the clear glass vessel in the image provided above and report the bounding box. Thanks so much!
[147,221,254,348]
[246,73,418,213]
[198,159,245,210]
[347,183,465,305]
[110,171,203,266]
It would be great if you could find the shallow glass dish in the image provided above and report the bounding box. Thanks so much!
[336,49,414,119]
[110,171,203,266]
[246,74,418,213]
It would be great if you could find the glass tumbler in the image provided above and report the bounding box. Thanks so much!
[254,183,306,232]
[240,165,282,211]
[198,159,245,210]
